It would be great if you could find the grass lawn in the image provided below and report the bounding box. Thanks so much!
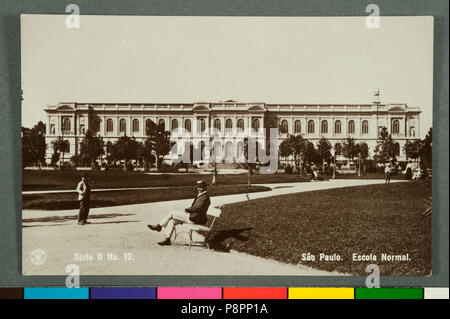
[22,170,310,191]
[207,181,431,276]
[334,173,404,180]
[22,185,271,210]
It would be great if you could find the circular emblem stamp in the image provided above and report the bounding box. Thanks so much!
[30,249,46,266]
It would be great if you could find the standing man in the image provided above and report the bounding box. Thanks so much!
[147,180,211,246]
[404,160,413,180]
[76,173,91,225]
[362,159,368,179]
[384,163,391,183]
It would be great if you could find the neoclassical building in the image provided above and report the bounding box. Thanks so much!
[44,94,421,165]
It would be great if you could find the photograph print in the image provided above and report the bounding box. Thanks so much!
[21,15,433,276]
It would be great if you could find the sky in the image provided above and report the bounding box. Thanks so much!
[21,15,433,138]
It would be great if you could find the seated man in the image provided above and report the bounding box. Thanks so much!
[147,180,211,246]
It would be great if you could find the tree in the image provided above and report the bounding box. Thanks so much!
[139,139,156,172]
[304,141,320,167]
[278,135,308,175]
[21,121,47,167]
[144,120,175,171]
[292,135,308,175]
[403,139,422,164]
[355,142,369,176]
[278,138,292,163]
[374,127,397,165]
[51,136,69,168]
[22,127,35,167]
[317,137,332,173]
[242,137,258,186]
[79,130,104,166]
[342,137,358,165]
[110,135,140,171]
[420,128,432,169]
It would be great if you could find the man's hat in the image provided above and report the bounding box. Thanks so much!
[196,180,207,187]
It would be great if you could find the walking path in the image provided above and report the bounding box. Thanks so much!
[22,179,403,276]
[23,186,178,195]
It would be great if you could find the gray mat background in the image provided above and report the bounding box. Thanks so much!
[0,0,448,287]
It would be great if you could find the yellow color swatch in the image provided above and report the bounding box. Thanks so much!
[289,288,354,299]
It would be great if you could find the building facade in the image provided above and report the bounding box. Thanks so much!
[44,95,421,166]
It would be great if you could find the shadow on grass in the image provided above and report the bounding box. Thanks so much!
[23,213,134,223]
[205,227,253,252]
[23,200,117,210]
[22,220,139,228]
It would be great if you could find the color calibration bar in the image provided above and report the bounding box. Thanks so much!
[0,287,448,300]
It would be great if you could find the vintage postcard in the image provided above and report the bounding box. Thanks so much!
[21,15,433,276]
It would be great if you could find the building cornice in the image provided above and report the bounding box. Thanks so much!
[44,101,421,115]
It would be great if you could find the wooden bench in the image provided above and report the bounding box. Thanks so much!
[172,205,223,248]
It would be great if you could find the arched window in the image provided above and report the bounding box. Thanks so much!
[200,118,206,132]
[158,119,165,130]
[64,140,70,153]
[392,120,400,134]
[237,119,245,131]
[132,119,139,132]
[184,119,191,132]
[335,120,342,134]
[335,143,342,156]
[214,119,221,131]
[280,120,288,134]
[171,119,178,131]
[145,119,154,134]
[94,119,101,132]
[348,120,355,134]
[225,142,233,162]
[308,120,315,134]
[294,120,301,134]
[362,120,369,134]
[196,118,206,132]
[62,117,71,133]
[225,119,233,129]
[252,118,260,131]
[321,120,328,134]
[106,119,113,132]
[199,141,206,160]
[119,119,126,133]
[211,141,221,159]
[236,140,245,161]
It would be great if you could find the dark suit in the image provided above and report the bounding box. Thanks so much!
[76,180,91,222]
[185,192,211,224]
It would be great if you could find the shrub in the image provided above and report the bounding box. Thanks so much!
[125,161,134,172]
[51,152,60,166]
[284,165,293,174]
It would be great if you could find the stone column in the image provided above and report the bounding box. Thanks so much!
[47,115,51,135]
[387,114,391,134]
[417,115,421,138]
[343,116,347,137]
[402,115,406,137]
[100,115,105,137]
[57,115,61,135]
